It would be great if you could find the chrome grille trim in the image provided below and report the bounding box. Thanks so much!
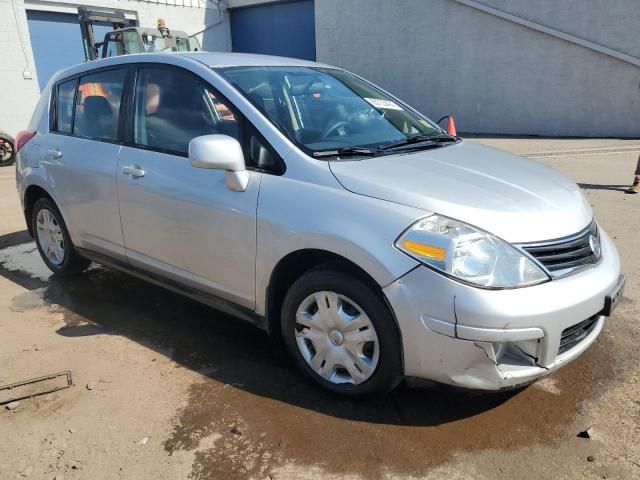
[517,221,600,278]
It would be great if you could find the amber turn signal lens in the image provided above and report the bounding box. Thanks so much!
[401,240,446,260]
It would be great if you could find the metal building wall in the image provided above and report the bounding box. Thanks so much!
[315,0,640,137]
[26,11,113,91]
[230,0,316,61]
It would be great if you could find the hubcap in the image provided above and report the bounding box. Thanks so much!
[1,141,13,161]
[294,291,379,385]
[36,208,65,266]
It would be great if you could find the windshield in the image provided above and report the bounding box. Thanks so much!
[142,35,171,53]
[176,37,200,52]
[217,66,442,154]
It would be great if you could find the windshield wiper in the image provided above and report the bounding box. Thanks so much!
[312,133,457,157]
[313,147,381,158]
[378,133,457,151]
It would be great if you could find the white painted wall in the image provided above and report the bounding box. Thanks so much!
[0,0,41,137]
[0,0,232,136]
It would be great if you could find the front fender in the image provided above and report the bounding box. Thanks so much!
[255,171,424,315]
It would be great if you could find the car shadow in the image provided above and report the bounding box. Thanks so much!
[0,229,529,427]
[578,183,630,192]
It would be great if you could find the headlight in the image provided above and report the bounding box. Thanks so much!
[396,215,549,288]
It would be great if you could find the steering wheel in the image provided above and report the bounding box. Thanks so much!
[320,120,350,140]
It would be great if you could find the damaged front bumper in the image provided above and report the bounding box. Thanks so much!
[383,230,621,391]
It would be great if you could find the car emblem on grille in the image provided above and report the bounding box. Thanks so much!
[589,235,601,258]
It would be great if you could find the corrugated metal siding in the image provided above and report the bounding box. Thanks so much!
[231,0,315,61]
[26,11,112,91]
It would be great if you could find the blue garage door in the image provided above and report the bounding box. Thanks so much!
[26,11,113,91]
[231,0,315,61]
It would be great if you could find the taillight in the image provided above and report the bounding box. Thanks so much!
[15,130,36,153]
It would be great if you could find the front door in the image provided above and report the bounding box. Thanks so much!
[117,65,260,308]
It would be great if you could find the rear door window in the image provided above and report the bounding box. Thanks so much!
[74,69,126,142]
[55,79,77,134]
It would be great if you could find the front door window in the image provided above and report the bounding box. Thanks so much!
[133,67,242,155]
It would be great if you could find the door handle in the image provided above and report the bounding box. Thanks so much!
[122,165,145,178]
[47,149,62,160]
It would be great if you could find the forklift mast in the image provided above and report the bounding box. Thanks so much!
[78,6,129,61]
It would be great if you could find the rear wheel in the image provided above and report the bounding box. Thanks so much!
[281,268,403,397]
[32,197,90,275]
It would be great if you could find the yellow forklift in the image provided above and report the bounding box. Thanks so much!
[78,6,201,61]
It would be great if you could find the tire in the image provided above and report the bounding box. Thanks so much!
[281,268,403,397]
[31,197,91,276]
[0,131,15,167]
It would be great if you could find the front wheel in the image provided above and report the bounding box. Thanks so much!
[32,197,91,275]
[281,269,403,397]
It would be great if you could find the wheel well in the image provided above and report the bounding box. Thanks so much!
[265,249,384,339]
[23,186,52,236]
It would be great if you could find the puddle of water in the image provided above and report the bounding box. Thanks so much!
[0,242,52,281]
[10,288,46,312]
[161,332,616,480]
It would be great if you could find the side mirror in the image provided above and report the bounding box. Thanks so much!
[189,134,249,192]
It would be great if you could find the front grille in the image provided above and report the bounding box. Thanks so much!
[558,315,599,354]
[519,221,600,277]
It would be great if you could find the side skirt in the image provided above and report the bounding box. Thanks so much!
[76,247,267,331]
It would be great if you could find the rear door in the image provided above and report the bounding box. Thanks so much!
[116,65,264,308]
[41,67,129,259]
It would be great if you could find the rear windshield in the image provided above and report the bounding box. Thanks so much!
[217,66,440,154]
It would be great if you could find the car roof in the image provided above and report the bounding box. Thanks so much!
[50,51,336,85]
[182,51,331,68]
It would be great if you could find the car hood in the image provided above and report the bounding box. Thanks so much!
[329,140,592,243]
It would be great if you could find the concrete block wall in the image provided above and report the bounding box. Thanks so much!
[0,0,231,136]
[0,0,42,138]
[316,0,640,137]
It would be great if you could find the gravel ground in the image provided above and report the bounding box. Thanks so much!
[0,138,638,480]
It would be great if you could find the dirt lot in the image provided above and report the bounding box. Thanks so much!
[1,138,639,480]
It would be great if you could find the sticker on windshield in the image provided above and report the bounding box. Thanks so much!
[364,98,404,111]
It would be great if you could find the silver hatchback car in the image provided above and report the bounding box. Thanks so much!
[16,52,624,396]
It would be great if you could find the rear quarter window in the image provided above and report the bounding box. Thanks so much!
[55,79,77,134]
